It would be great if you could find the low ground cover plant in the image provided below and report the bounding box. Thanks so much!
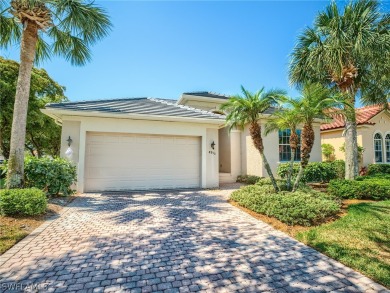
[230,179,340,226]
[236,175,263,185]
[277,161,345,183]
[0,188,47,216]
[328,176,390,200]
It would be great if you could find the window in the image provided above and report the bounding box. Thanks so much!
[386,134,390,163]
[374,133,383,163]
[279,129,301,162]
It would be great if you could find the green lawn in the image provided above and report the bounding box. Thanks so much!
[0,222,29,254]
[297,200,390,288]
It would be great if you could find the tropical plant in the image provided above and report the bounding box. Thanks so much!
[221,86,286,192]
[289,0,390,180]
[283,84,341,191]
[0,0,112,188]
[265,108,301,190]
[339,143,365,163]
[0,57,66,158]
[321,143,335,162]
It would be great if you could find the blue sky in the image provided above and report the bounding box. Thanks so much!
[2,1,387,102]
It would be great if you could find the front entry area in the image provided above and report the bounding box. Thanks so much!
[84,132,201,192]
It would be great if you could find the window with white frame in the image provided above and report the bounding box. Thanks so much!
[374,133,383,163]
[279,129,301,162]
[385,134,390,163]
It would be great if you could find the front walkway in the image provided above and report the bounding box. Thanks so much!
[0,185,387,292]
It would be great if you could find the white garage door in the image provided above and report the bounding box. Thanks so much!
[85,132,201,192]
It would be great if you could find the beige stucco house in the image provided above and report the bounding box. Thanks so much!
[42,91,323,192]
[321,104,390,166]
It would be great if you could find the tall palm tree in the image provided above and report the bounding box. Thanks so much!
[289,0,390,180]
[286,84,341,191]
[265,108,301,190]
[221,86,286,192]
[0,0,112,188]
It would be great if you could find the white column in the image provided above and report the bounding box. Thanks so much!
[230,129,242,179]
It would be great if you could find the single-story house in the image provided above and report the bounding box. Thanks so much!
[42,91,323,192]
[321,104,390,166]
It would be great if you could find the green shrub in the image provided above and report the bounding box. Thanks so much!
[236,175,263,185]
[367,164,390,175]
[25,157,76,196]
[231,185,340,226]
[0,188,47,216]
[321,143,335,162]
[255,177,304,192]
[277,161,345,183]
[332,160,345,179]
[3,156,77,196]
[328,178,390,200]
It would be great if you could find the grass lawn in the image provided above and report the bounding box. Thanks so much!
[0,215,43,254]
[296,200,390,288]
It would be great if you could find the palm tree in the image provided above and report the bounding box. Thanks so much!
[0,0,112,188]
[221,86,286,192]
[285,84,341,191]
[265,108,301,190]
[289,0,390,180]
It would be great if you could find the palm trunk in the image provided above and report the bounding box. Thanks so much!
[344,97,359,180]
[287,148,296,191]
[293,123,314,191]
[6,21,38,188]
[249,122,279,192]
[287,130,298,191]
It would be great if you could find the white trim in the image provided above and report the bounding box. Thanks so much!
[41,108,225,126]
[384,131,390,163]
[373,131,384,164]
[178,94,228,106]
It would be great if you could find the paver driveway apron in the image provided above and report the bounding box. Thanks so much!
[0,186,387,293]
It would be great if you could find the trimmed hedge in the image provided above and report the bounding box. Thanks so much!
[367,164,390,175]
[0,188,47,216]
[230,184,340,226]
[236,175,263,185]
[277,160,345,183]
[328,177,390,200]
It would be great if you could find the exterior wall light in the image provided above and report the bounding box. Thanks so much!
[65,136,73,159]
[66,136,73,147]
[211,141,216,150]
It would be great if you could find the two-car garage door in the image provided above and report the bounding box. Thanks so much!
[84,132,201,192]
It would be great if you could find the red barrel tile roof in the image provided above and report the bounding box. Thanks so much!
[321,104,389,131]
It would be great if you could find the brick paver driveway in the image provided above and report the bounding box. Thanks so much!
[0,185,388,293]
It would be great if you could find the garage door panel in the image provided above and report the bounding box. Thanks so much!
[85,132,201,191]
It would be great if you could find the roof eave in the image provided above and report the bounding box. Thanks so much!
[41,108,226,126]
[320,123,374,132]
[178,94,228,106]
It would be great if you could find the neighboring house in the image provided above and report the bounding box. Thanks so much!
[42,91,323,192]
[321,104,390,166]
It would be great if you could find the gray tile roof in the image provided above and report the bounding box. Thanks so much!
[45,97,225,120]
[182,91,230,100]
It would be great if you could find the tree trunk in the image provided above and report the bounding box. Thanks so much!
[287,130,298,191]
[293,123,314,191]
[287,148,296,191]
[249,122,279,192]
[6,21,38,188]
[344,97,359,180]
